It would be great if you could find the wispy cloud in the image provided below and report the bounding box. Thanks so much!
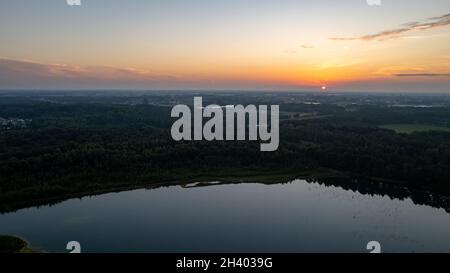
[283,49,297,54]
[283,44,315,54]
[394,73,450,77]
[0,58,175,81]
[331,13,450,41]
[0,58,316,90]
[0,58,178,89]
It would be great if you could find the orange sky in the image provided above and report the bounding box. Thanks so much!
[1,0,450,92]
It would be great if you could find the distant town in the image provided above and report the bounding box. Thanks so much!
[0,118,31,130]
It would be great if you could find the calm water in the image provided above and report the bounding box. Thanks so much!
[1,179,450,253]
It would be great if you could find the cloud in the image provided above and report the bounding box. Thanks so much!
[0,58,318,91]
[331,13,450,41]
[0,58,175,81]
[283,49,297,54]
[0,58,178,89]
[394,73,450,77]
[300,44,315,49]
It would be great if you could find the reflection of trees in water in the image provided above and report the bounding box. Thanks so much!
[306,176,450,213]
[171,177,450,213]
[2,176,450,215]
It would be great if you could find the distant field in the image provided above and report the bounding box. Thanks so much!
[380,124,450,134]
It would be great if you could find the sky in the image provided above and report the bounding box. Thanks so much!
[1,0,450,92]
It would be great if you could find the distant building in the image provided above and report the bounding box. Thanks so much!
[0,117,31,130]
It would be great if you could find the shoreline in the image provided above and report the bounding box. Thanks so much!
[0,235,40,253]
[1,168,449,214]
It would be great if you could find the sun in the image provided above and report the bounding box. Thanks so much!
[321,86,327,91]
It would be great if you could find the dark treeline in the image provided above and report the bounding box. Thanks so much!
[1,94,450,209]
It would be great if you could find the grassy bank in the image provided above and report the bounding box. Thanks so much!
[0,235,38,253]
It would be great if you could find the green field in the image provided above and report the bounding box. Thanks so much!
[380,124,450,134]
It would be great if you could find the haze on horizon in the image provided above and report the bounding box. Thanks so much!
[1,0,450,92]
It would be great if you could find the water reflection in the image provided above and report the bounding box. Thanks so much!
[182,177,450,214]
[2,176,450,214]
[307,177,450,213]
[1,177,450,252]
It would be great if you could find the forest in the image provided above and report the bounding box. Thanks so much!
[1,91,450,211]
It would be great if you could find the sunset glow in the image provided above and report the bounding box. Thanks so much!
[1,0,450,92]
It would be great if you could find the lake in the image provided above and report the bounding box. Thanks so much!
[1,179,450,253]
